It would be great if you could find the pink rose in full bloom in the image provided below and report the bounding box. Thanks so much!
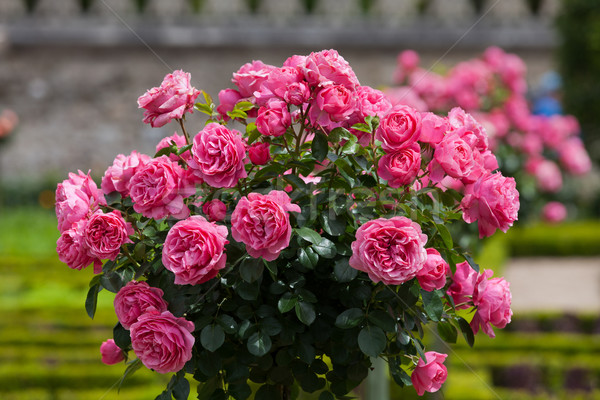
[447,261,478,309]
[303,49,360,89]
[101,151,151,197]
[559,138,592,175]
[248,142,271,165]
[411,352,448,396]
[470,270,512,338]
[114,281,169,329]
[202,199,227,222]
[378,143,422,188]
[56,170,106,233]
[417,248,450,292]
[542,201,567,224]
[253,66,303,106]
[83,210,133,261]
[461,172,519,238]
[130,309,195,374]
[349,216,428,285]
[255,100,292,137]
[189,123,247,188]
[315,85,358,122]
[100,339,125,365]
[429,130,476,183]
[129,156,194,220]
[232,60,276,98]
[137,70,200,128]
[56,220,101,273]
[162,216,229,285]
[419,112,449,145]
[375,105,422,152]
[231,190,301,261]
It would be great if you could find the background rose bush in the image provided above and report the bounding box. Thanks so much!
[55,49,517,399]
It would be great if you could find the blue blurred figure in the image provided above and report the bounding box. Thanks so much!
[532,71,563,116]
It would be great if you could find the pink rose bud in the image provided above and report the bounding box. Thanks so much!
[283,81,311,106]
[231,190,301,261]
[470,270,512,338]
[162,216,229,285]
[542,201,567,224]
[447,261,478,309]
[461,172,519,238]
[417,248,450,292]
[349,216,428,285]
[114,281,169,329]
[100,339,125,365]
[256,100,292,137]
[411,352,448,396]
[130,309,195,374]
[137,70,200,128]
[375,105,422,152]
[216,88,244,121]
[202,199,227,222]
[248,142,271,165]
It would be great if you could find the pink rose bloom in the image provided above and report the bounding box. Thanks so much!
[255,100,292,137]
[559,138,592,175]
[231,190,300,261]
[411,351,448,396]
[378,143,422,188]
[162,215,229,285]
[303,49,360,89]
[254,66,303,106]
[216,88,244,121]
[129,156,194,220]
[56,170,106,233]
[419,112,449,145]
[101,151,151,197]
[248,142,271,165]
[355,85,393,119]
[57,220,101,273]
[202,199,227,222]
[349,216,428,285]
[114,281,169,329]
[428,130,476,183]
[100,339,125,365]
[461,172,519,238]
[417,248,450,292]
[471,270,512,338]
[542,201,567,224]
[533,159,563,193]
[130,309,195,374]
[83,209,133,261]
[283,81,311,106]
[393,50,420,83]
[375,105,422,152]
[447,107,489,151]
[505,94,531,132]
[189,123,248,188]
[283,54,307,70]
[309,85,358,129]
[137,70,200,128]
[232,60,276,98]
[447,261,478,309]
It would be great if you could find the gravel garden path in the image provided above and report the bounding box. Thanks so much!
[505,257,600,313]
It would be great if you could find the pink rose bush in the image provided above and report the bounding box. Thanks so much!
[391,46,593,222]
[56,49,517,398]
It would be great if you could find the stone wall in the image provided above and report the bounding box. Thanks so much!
[0,0,559,185]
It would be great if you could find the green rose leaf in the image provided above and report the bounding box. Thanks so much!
[113,322,131,351]
[278,292,298,313]
[201,324,225,352]
[295,301,316,325]
[85,282,101,319]
[333,258,358,282]
[457,317,475,347]
[247,331,272,357]
[437,320,458,344]
[320,212,347,236]
[435,222,454,249]
[312,237,337,259]
[358,326,386,357]
[239,257,264,283]
[298,247,319,269]
[172,375,190,400]
[311,131,329,162]
[421,289,444,322]
[367,309,397,332]
[335,308,364,329]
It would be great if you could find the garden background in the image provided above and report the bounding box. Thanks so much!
[1,0,600,399]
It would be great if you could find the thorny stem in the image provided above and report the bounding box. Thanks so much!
[178,118,191,145]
